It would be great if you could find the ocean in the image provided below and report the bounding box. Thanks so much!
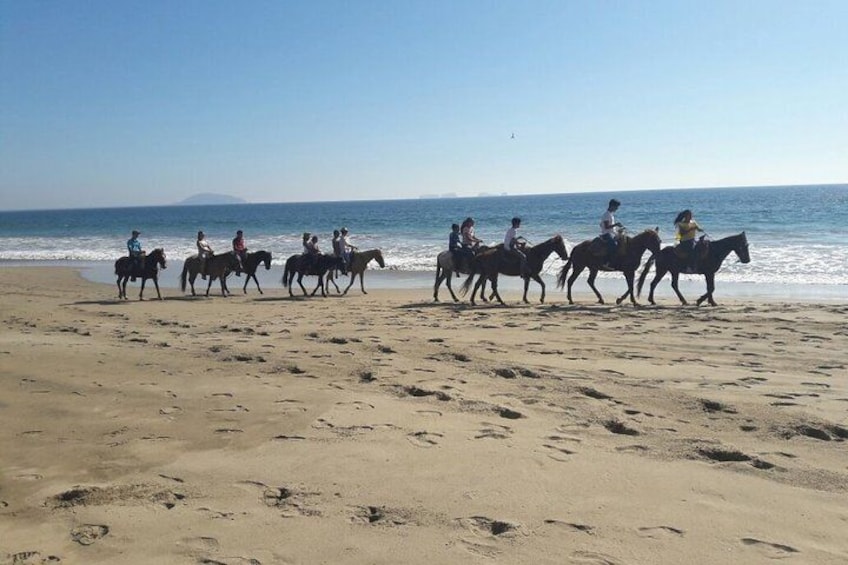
[1,185,846,300]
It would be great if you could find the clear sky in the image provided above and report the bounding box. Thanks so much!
[1,0,846,210]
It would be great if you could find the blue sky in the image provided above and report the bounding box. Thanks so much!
[1,0,846,210]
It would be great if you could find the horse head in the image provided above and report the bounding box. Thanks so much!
[734,232,751,264]
[374,249,385,268]
[261,250,272,270]
[551,234,569,260]
[641,228,662,255]
[151,248,167,269]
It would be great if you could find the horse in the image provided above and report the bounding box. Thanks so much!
[637,232,750,306]
[556,228,662,305]
[332,249,386,295]
[180,251,241,297]
[282,253,345,297]
[460,235,568,305]
[433,246,492,302]
[115,248,167,300]
[240,250,273,294]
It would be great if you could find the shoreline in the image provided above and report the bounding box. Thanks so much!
[2,260,845,302]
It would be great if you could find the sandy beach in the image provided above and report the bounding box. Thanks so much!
[1,267,847,564]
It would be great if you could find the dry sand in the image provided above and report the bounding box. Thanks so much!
[1,267,847,564]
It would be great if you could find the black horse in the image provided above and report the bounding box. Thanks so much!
[240,250,273,294]
[460,235,569,305]
[115,248,167,300]
[282,253,345,297]
[637,232,750,306]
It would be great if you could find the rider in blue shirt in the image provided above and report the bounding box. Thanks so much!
[127,230,144,280]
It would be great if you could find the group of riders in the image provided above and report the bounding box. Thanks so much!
[125,227,360,280]
[447,199,707,274]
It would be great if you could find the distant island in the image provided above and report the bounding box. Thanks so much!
[176,193,247,206]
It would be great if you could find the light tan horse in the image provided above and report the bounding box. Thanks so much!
[326,249,386,295]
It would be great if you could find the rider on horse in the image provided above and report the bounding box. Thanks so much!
[232,230,247,276]
[340,227,357,274]
[127,230,144,281]
[600,199,623,267]
[674,209,706,271]
[196,230,214,280]
[504,217,529,277]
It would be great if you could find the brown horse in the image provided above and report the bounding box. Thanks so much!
[433,246,492,302]
[282,253,345,297]
[460,235,568,305]
[180,251,241,297]
[637,232,750,306]
[115,248,167,300]
[326,249,386,295]
[556,228,662,305]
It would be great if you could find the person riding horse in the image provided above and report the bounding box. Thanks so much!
[674,209,706,271]
[232,230,247,275]
[127,230,144,281]
[504,217,529,277]
[339,227,357,274]
[196,230,214,279]
[599,198,623,267]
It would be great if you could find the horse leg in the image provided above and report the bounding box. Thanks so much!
[616,271,636,305]
[566,267,583,305]
[342,274,356,296]
[522,276,530,303]
[153,277,162,300]
[434,271,446,302]
[297,273,308,296]
[446,273,460,303]
[491,275,504,305]
[220,276,229,297]
[670,272,688,305]
[534,275,545,304]
[319,275,327,297]
[327,272,340,294]
[647,266,667,305]
[310,278,321,296]
[696,273,717,306]
[243,275,249,294]
[117,277,123,299]
[138,277,146,301]
[586,269,604,304]
[189,273,197,296]
[359,271,367,294]
[254,275,264,295]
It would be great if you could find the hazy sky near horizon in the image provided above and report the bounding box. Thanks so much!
[1,1,846,211]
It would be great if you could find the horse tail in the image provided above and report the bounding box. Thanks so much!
[282,260,290,287]
[459,259,478,296]
[556,257,572,289]
[179,261,188,292]
[637,254,656,297]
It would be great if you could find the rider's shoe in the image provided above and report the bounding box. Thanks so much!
[201,274,207,280]
[235,271,241,277]
[130,276,137,282]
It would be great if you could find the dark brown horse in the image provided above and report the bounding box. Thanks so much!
[556,229,662,305]
[282,253,345,297]
[240,250,273,294]
[460,235,568,305]
[115,248,167,300]
[637,232,750,306]
[180,251,241,297]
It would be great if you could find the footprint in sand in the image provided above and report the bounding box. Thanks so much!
[637,525,684,538]
[70,524,109,545]
[456,516,522,537]
[475,423,512,440]
[741,537,799,558]
[542,444,576,461]
[2,551,61,563]
[569,550,625,564]
[543,519,593,534]
[407,431,443,448]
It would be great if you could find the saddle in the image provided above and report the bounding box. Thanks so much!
[590,236,626,261]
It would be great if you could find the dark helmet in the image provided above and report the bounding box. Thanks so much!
[451,223,460,230]
[608,199,621,209]
[132,230,140,236]
[333,229,340,237]
[511,217,521,226]
[236,230,243,235]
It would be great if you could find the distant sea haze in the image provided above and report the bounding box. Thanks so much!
[0,185,846,288]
